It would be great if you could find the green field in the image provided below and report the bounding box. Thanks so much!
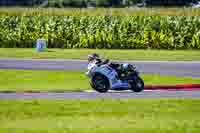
[0,69,200,91]
[0,99,200,133]
[0,7,200,16]
[1,48,200,61]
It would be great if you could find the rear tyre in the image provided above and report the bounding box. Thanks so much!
[92,74,109,93]
[130,76,144,92]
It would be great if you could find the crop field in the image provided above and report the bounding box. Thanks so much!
[0,8,199,50]
[0,15,200,49]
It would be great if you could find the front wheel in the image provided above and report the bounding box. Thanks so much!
[92,74,109,93]
[130,76,144,92]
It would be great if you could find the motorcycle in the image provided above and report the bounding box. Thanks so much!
[86,60,144,93]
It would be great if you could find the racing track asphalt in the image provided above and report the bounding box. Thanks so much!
[0,58,200,99]
[0,58,200,77]
[1,90,200,99]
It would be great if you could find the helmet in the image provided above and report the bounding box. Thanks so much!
[88,53,100,62]
[122,63,129,69]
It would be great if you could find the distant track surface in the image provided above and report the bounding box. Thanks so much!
[0,58,200,77]
[0,90,200,99]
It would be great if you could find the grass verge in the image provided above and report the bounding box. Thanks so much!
[0,7,200,16]
[1,48,200,61]
[0,99,200,133]
[0,69,200,91]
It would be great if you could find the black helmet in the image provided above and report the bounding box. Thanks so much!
[88,53,99,62]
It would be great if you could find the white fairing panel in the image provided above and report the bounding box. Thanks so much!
[94,65,119,86]
[88,63,97,70]
[87,63,128,89]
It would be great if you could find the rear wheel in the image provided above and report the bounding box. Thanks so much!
[130,76,144,92]
[92,74,109,93]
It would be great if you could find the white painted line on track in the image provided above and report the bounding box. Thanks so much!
[84,89,168,93]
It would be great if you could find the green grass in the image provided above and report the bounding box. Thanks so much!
[0,99,200,133]
[1,48,200,61]
[0,7,200,16]
[0,69,200,91]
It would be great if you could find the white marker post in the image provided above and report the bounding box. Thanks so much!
[36,39,47,52]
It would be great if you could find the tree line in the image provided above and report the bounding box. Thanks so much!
[0,0,198,7]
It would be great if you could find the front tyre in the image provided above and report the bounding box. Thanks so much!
[130,76,144,92]
[92,74,109,93]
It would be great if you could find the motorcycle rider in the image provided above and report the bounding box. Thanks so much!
[87,53,123,78]
[87,53,102,64]
[88,53,113,67]
[87,53,136,79]
[86,53,144,92]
